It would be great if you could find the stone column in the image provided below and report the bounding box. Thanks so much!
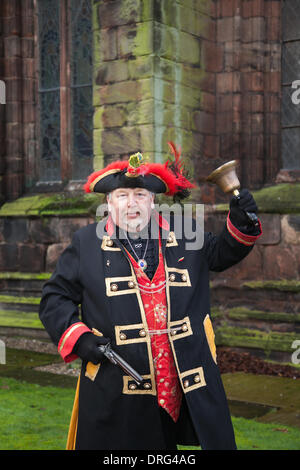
[92,0,214,182]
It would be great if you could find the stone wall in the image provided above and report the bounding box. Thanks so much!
[199,0,282,206]
[0,0,285,204]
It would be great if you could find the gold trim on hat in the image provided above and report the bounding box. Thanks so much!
[89,168,123,192]
[90,167,169,194]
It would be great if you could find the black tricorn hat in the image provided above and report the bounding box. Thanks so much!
[84,143,195,200]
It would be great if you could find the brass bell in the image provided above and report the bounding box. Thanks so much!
[206,160,240,195]
[206,160,259,227]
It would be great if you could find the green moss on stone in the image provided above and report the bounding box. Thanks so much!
[243,280,300,293]
[227,307,300,324]
[0,295,41,305]
[0,193,101,217]
[214,183,300,214]
[0,272,51,281]
[215,325,299,354]
[0,310,43,329]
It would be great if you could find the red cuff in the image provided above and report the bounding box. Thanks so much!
[58,322,91,363]
[227,213,262,246]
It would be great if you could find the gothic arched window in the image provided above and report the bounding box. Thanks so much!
[37,0,93,188]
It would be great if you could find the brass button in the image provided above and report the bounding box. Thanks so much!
[129,383,137,390]
[194,375,201,383]
[106,239,113,247]
[182,324,188,332]
[169,274,176,282]
[143,382,151,390]
[128,280,135,288]
[181,274,187,282]
[111,283,118,291]
[139,329,146,337]
[119,332,127,341]
[170,329,177,336]
[183,380,189,389]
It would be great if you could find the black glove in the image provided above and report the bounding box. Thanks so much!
[73,332,110,364]
[229,188,258,228]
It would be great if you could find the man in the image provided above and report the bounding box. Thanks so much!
[39,144,262,450]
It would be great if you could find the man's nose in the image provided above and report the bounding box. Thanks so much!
[127,193,137,205]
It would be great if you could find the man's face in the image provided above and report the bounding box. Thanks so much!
[107,187,154,233]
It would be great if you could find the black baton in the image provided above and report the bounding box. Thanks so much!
[98,343,143,385]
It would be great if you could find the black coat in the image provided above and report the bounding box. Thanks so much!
[39,214,261,450]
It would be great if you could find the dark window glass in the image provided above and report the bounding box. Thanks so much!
[38,0,61,182]
[70,0,93,180]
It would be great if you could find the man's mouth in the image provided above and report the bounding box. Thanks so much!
[127,211,140,219]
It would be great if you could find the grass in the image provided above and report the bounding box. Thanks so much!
[0,376,299,451]
[0,376,74,450]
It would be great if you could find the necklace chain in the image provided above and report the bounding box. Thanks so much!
[124,232,149,270]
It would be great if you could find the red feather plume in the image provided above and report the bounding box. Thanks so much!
[167,141,195,193]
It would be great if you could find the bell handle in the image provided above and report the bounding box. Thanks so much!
[232,189,259,227]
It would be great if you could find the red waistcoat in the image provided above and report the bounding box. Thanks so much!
[125,237,182,422]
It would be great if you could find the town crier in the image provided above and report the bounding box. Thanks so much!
[39,142,262,450]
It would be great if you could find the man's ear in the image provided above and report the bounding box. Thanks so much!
[151,193,155,209]
[106,194,111,211]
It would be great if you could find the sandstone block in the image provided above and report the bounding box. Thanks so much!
[97,0,141,28]
[3,218,29,243]
[255,214,281,245]
[0,244,20,270]
[101,127,141,154]
[19,243,46,272]
[281,215,300,245]
[263,245,299,279]
[46,243,69,272]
